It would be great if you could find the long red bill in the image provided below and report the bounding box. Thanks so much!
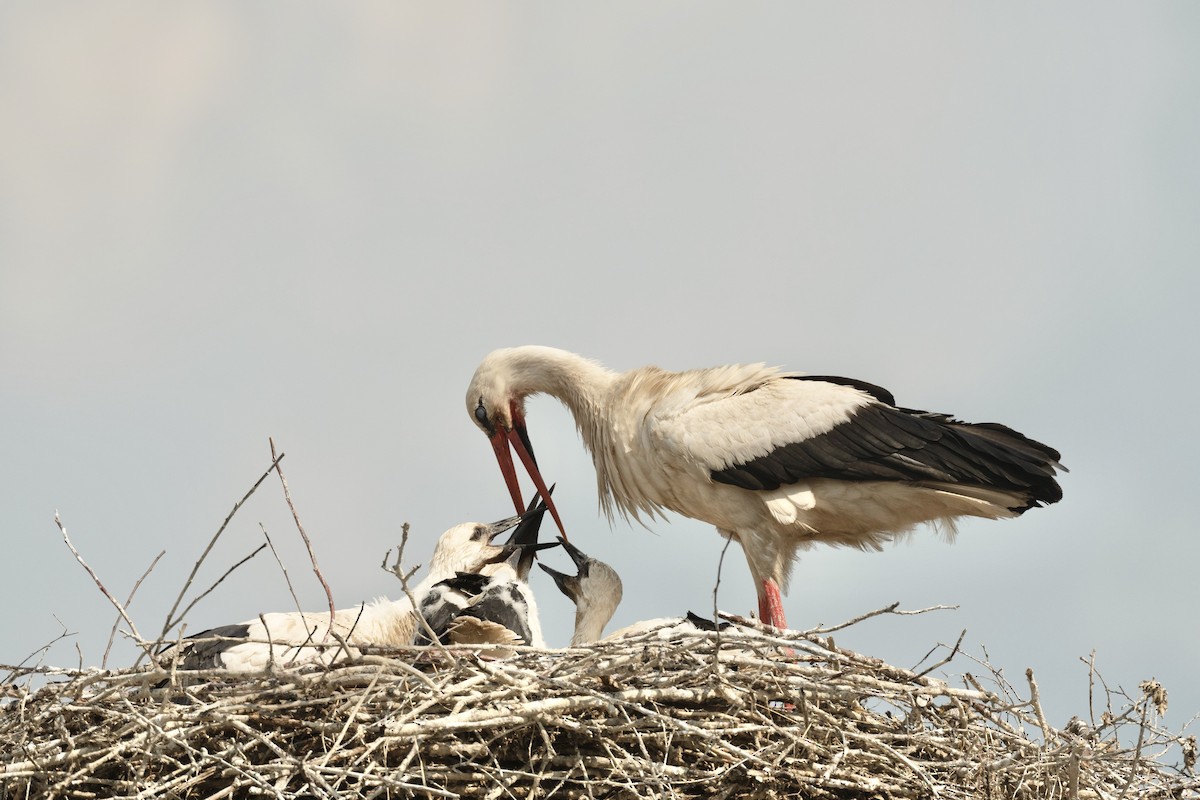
[490,430,525,514]
[505,426,568,541]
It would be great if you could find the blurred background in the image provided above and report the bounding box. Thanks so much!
[2,4,1196,734]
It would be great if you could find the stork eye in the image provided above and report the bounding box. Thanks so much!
[474,400,489,425]
[470,525,486,541]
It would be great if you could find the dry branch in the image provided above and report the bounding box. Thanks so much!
[154,452,285,650]
[269,437,337,642]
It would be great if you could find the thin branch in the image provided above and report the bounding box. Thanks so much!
[168,544,269,636]
[269,437,335,642]
[3,621,76,683]
[1086,649,1097,729]
[389,522,447,655]
[710,535,735,666]
[1119,692,1151,800]
[1026,667,1052,745]
[381,524,422,585]
[913,629,967,679]
[52,512,152,659]
[103,549,164,669]
[261,523,305,618]
[807,602,958,635]
[157,453,285,645]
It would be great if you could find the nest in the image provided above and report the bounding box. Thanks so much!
[2,616,1196,799]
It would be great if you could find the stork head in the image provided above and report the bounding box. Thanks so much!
[539,537,623,641]
[466,348,568,540]
[429,513,528,576]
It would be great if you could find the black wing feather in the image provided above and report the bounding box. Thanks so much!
[164,623,252,669]
[711,401,1063,511]
[459,584,534,645]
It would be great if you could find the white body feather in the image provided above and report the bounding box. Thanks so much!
[164,521,520,672]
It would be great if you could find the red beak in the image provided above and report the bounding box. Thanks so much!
[489,402,568,541]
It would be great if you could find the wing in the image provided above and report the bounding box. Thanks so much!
[704,383,1063,509]
[459,582,535,645]
[161,623,253,670]
[647,370,879,476]
[414,574,487,645]
[447,617,522,646]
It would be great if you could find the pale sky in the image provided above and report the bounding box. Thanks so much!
[2,4,1197,733]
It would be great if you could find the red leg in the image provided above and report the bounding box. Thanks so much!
[759,578,788,630]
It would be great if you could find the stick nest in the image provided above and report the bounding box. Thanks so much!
[3,619,1196,799]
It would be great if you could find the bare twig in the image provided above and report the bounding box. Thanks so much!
[269,437,336,642]
[1085,649,1097,728]
[259,613,276,669]
[711,535,735,665]
[2,620,76,684]
[807,602,957,636]
[103,549,164,668]
[52,512,152,659]
[261,523,305,617]
[381,523,422,585]
[157,453,284,645]
[167,544,268,637]
[389,522,446,655]
[1026,667,1052,745]
[1120,691,1152,800]
[913,628,967,679]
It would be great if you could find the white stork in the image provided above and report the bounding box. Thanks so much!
[162,512,530,672]
[466,345,1064,630]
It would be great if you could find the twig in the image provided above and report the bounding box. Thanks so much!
[390,522,448,655]
[1086,649,1097,728]
[807,602,957,635]
[381,523,422,585]
[261,523,305,617]
[711,535,735,665]
[103,549,164,668]
[1026,667,1052,745]
[1119,693,1151,800]
[259,613,276,669]
[156,453,284,645]
[167,544,268,637]
[914,629,967,679]
[52,512,152,659]
[269,436,336,642]
[1,621,75,683]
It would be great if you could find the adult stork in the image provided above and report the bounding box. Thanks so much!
[466,345,1064,630]
[162,511,532,672]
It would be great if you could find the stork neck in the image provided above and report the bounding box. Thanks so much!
[571,607,609,646]
[506,347,616,454]
[569,590,621,645]
[510,347,614,414]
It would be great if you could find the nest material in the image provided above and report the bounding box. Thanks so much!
[2,619,1196,800]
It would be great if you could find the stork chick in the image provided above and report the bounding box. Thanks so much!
[162,512,529,672]
[415,493,556,649]
[539,538,623,646]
